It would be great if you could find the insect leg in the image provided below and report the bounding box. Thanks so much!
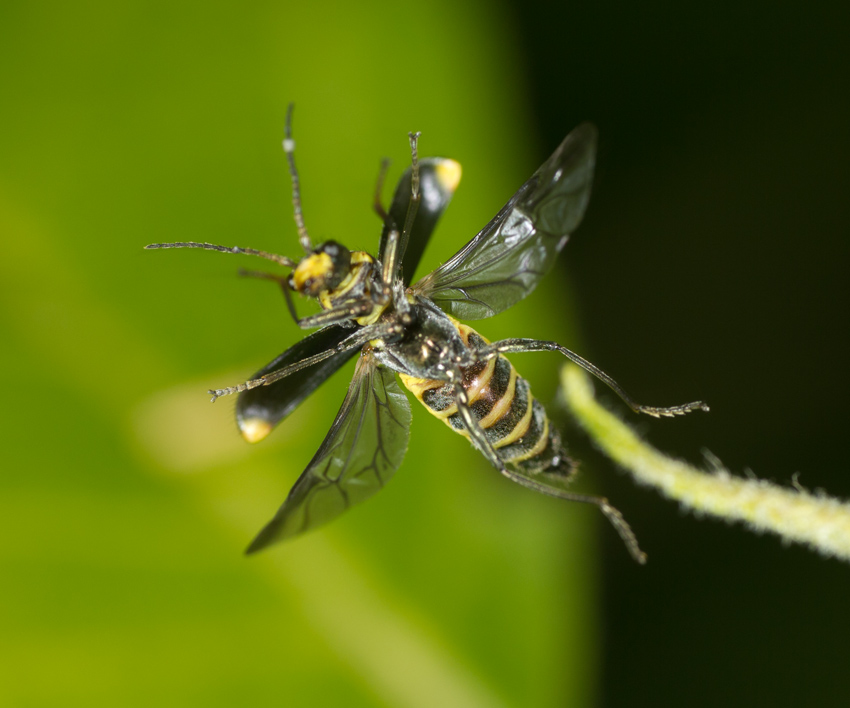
[236,268,301,325]
[381,227,402,286]
[282,103,313,254]
[378,229,412,318]
[207,322,399,402]
[477,339,709,418]
[451,377,503,470]
[208,347,344,401]
[237,269,372,329]
[237,269,286,283]
[451,377,646,564]
[295,301,376,329]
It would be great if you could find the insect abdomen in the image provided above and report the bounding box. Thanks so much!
[400,324,574,475]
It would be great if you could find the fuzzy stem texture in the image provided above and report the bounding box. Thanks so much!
[562,364,850,562]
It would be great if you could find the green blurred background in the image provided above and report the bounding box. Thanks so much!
[1,1,848,706]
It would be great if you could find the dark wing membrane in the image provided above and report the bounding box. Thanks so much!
[413,124,598,320]
[236,324,359,443]
[245,354,411,553]
[378,157,462,286]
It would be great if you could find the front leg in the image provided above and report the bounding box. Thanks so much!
[208,321,400,402]
[239,268,371,329]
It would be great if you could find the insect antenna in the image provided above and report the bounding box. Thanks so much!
[144,242,295,268]
[282,103,313,254]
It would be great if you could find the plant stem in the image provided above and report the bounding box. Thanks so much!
[562,364,850,563]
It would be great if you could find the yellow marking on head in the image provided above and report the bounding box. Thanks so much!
[240,417,273,444]
[436,159,462,193]
[292,252,333,291]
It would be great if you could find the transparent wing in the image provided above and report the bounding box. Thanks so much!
[236,324,359,444]
[413,123,597,320]
[378,157,462,286]
[245,353,411,553]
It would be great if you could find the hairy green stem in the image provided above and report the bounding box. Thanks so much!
[562,364,850,563]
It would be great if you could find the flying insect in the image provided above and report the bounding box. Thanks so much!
[147,105,707,562]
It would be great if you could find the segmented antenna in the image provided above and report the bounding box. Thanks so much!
[144,242,294,267]
[283,103,312,254]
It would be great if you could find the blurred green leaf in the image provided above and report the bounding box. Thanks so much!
[0,2,599,706]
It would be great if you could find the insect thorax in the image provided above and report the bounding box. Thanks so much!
[372,300,468,379]
[317,250,388,326]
